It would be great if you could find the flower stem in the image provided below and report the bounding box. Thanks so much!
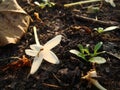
[33,26,40,45]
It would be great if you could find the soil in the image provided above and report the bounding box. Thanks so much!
[0,0,120,90]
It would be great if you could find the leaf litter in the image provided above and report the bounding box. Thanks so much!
[0,0,120,89]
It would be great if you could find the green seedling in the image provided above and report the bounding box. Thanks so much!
[94,26,119,34]
[70,42,106,64]
[87,6,100,14]
[34,0,55,9]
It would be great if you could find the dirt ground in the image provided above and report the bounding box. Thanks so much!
[0,0,120,90]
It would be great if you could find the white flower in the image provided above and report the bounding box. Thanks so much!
[25,27,62,74]
[105,0,116,7]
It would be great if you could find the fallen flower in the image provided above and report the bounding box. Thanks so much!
[82,69,107,90]
[25,26,62,74]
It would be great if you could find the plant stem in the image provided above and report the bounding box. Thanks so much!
[64,0,101,7]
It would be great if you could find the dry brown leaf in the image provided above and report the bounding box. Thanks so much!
[0,55,31,71]
[0,0,30,46]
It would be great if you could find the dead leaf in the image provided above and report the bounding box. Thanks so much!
[71,25,92,34]
[0,0,30,46]
[34,12,43,22]
[0,55,31,71]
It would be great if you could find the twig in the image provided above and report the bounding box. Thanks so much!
[0,57,20,61]
[53,73,62,83]
[42,83,61,88]
[106,52,120,60]
[64,0,101,7]
[52,73,69,87]
[74,14,119,26]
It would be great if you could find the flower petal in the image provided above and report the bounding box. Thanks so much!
[43,50,59,64]
[44,35,62,50]
[25,49,38,56]
[30,55,43,74]
[30,44,43,51]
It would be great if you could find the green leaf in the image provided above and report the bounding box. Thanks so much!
[83,49,90,55]
[70,49,86,60]
[83,44,90,54]
[78,44,84,53]
[78,53,86,60]
[94,42,103,54]
[104,26,119,32]
[94,27,104,33]
[70,49,80,56]
[50,2,55,5]
[39,3,46,9]
[89,56,106,64]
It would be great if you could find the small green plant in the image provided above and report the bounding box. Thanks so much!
[34,0,55,9]
[70,42,106,64]
[87,6,100,14]
[94,26,119,34]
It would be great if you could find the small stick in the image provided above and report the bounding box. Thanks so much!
[106,52,120,60]
[0,57,20,61]
[42,83,60,88]
[53,73,62,83]
[74,14,119,26]
[64,0,101,7]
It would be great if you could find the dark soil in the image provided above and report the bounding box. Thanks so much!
[0,0,120,90]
